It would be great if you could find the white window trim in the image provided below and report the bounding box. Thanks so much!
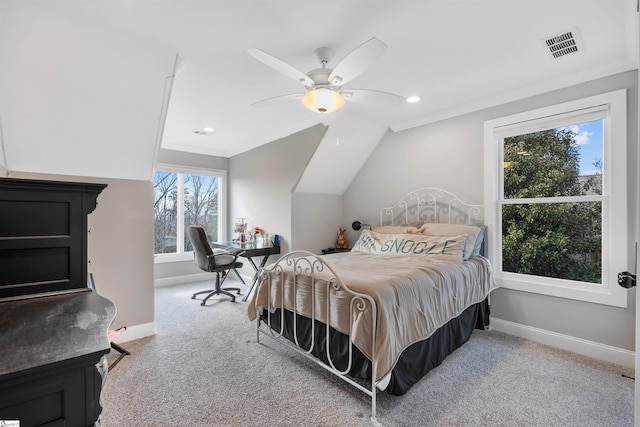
[153,164,227,264]
[484,89,627,307]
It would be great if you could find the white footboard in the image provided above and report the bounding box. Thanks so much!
[254,250,379,421]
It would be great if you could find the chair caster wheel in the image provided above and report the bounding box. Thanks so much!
[200,302,206,306]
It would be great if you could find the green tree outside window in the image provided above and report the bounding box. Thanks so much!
[502,124,602,284]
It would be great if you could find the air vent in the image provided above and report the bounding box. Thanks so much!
[544,27,582,59]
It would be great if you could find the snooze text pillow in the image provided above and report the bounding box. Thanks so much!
[351,230,466,261]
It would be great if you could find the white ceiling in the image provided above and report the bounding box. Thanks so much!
[38,0,640,157]
[1,1,638,182]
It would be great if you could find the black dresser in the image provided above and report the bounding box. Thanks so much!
[0,178,116,426]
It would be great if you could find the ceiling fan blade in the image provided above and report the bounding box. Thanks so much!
[247,48,315,87]
[251,93,304,108]
[341,89,405,107]
[328,37,387,87]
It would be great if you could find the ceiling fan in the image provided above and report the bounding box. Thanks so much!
[247,37,405,114]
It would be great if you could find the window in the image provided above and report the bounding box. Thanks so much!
[484,90,627,307]
[153,166,226,261]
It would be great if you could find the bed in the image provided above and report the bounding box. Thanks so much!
[246,188,497,420]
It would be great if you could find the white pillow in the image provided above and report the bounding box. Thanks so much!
[351,230,466,261]
[420,223,483,260]
[372,225,425,234]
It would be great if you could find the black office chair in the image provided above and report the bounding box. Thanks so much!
[187,226,244,305]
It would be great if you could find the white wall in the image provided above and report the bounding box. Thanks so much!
[343,70,638,351]
[0,1,176,182]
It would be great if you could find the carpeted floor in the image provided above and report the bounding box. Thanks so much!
[101,279,634,427]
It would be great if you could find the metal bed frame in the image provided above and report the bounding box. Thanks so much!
[379,187,483,227]
[257,252,378,414]
[254,188,484,421]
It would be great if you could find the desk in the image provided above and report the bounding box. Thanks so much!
[212,241,281,302]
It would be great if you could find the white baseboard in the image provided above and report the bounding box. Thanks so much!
[111,322,156,344]
[154,272,252,288]
[490,317,635,369]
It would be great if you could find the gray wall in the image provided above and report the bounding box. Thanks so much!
[10,172,155,330]
[229,124,324,277]
[0,145,6,176]
[292,192,344,253]
[343,70,638,351]
[342,120,486,246]
[154,128,325,283]
[156,148,229,171]
[88,178,155,330]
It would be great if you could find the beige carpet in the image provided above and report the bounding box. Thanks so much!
[101,279,634,426]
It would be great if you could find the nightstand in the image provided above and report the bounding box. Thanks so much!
[321,247,351,254]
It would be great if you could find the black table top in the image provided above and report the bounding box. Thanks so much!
[0,290,116,377]
[212,241,280,257]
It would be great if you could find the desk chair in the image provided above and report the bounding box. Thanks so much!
[187,226,244,305]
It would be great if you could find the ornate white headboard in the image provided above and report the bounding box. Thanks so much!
[379,188,483,227]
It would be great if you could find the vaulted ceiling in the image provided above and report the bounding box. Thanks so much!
[1,1,637,190]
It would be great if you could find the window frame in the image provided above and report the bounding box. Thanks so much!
[483,89,627,307]
[153,164,227,263]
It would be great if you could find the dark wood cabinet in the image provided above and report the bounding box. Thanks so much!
[0,291,115,426]
[0,178,115,427]
[0,178,107,301]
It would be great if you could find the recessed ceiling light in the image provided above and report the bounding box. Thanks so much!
[406,96,421,103]
[194,127,214,136]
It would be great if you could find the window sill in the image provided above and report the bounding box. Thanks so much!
[497,273,627,308]
[154,253,193,264]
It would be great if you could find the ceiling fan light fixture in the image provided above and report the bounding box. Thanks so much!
[301,88,345,113]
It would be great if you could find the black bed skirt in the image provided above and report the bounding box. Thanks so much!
[259,298,490,395]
